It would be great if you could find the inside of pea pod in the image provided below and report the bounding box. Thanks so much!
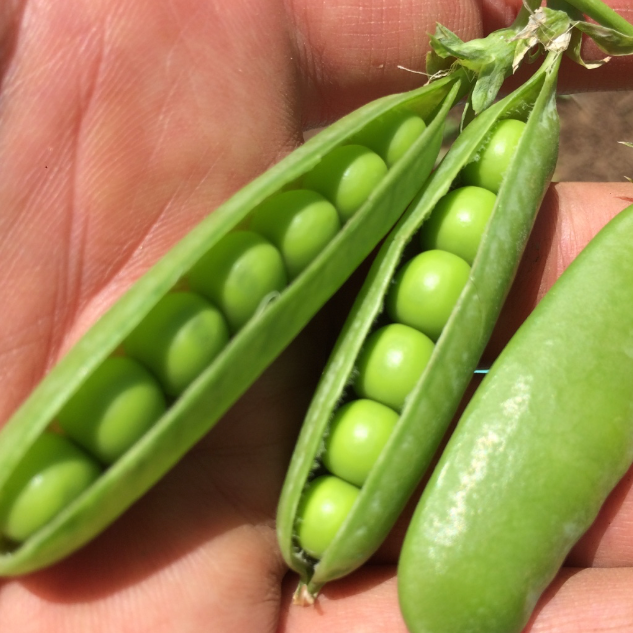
[0,76,462,573]
[279,67,550,592]
[294,171,508,560]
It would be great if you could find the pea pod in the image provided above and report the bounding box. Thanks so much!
[398,202,633,633]
[277,53,561,602]
[0,73,466,576]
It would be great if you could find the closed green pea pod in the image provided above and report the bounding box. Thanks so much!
[0,72,466,575]
[399,203,633,633]
[277,53,561,601]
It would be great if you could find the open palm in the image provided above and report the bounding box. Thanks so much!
[1,0,633,631]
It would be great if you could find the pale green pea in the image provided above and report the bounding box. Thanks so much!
[124,291,229,396]
[296,475,360,559]
[188,231,287,332]
[323,399,399,487]
[0,433,101,542]
[250,189,341,280]
[303,145,388,221]
[420,186,497,265]
[354,323,435,412]
[57,356,166,463]
[462,119,526,193]
[355,110,427,167]
[387,249,471,341]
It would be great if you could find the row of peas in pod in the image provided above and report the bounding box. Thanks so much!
[294,119,527,560]
[0,109,430,545]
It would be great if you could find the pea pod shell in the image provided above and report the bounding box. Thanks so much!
[0,74,466,575]
[277,54,561,597]
[399,203,633,633]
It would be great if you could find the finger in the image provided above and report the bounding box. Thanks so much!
[279,565,633,633]
[0,0,305,420]
[526,567,633,632]
[566,465,633,567]
[292,0,633,124]
[0,501,283,633]
[279,565,407,633]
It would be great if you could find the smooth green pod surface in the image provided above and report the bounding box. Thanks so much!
[0,72,465,575]
[399,203,633,633]
[277,54,561,600]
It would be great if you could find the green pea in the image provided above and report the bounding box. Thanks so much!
[354,323,435,412]
[188,231,287,332]
[0,433,101,542]
[323,399,399,487]
[57,356,166,463]
[124,291,229,396]
[462,119,526,193]
[250,189,341,280]
[355,110,427,167]
[420,186,497,264]
[303,145,388,221]
[387,249,471,341]
[296,475,360,559]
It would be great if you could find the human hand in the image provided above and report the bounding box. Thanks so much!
[1,1,632,631]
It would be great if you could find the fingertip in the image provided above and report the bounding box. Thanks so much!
[290,0,486,124]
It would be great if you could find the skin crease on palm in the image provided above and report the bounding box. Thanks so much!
[1,0,633,630]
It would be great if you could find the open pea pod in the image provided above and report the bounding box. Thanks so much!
[277,53,561,601]
[0,72,468,575]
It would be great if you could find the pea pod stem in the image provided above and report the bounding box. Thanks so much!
[512,0,545,28]
[562,0,633,36]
